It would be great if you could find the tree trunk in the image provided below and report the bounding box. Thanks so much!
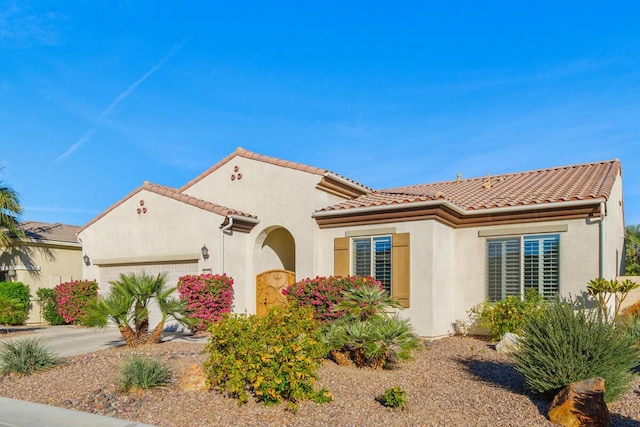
[148,320,164,344]
[119,325,139,347]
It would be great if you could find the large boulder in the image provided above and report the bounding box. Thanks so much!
[178,364,209,392]
[495,332,521,355]
[548,377,610,427]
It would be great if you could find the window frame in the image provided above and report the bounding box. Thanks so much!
[351,235,393,294]
[486,233,560,301]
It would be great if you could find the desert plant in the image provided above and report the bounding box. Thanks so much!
[586,277,640,321]
[204,305,332,410]
[284,276,381,323]
[0,281,30,325]
[83,272,189,347]
[470,289,545,341]
[55,280,98,324]
[0,337,59,375]
[511,298,639,403]
[117,354,170,391]
[324,315,421,369]
[177,274,234,332]
[36,288,66,325]
[376,386,407,408]
[622,300,640,320]
[331,281,401,321]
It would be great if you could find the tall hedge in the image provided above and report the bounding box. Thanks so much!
[0,281,31,325]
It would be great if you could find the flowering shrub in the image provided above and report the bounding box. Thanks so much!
[283,276,381,323]
[55,280,98,324]
[204,305,331,411]
[36,288,67,325]
[177,274,234,332]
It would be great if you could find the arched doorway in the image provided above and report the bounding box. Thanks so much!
[254,226,296,315]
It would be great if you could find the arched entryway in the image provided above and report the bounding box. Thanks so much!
[254,226,296,315]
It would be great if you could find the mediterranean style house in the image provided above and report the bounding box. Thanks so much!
[0,221,82,323]
[78,148,625,337]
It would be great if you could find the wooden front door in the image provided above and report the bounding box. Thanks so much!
[256,269,295,316]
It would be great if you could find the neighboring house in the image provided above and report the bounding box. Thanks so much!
[0,221,82,323]
[78,148,625,337]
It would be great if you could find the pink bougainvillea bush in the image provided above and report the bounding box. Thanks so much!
[283,276,382,323]
[177,274,234,332]
[54,280,99,324]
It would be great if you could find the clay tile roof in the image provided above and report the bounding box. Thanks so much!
[20,221,81,244]
[180,147,371,193]
[318,159,620,213]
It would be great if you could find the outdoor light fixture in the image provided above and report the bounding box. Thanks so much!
[7,266,16,279]
[201,245,209,260]
[83,254,90,266]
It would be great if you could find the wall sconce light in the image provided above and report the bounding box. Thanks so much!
[201,245,209,260]
[7,266,16,279]
[83,254,91,266]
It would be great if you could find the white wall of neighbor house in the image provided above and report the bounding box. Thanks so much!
[605,172,626,278]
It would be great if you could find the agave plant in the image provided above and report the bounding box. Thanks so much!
[84,272,189,347]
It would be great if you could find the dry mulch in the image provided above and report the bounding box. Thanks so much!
[0,336,639,426]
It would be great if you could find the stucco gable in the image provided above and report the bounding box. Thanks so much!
[79,181,258,234]
[179,147,371,198]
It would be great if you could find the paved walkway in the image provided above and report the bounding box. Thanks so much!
[0,325,207,426]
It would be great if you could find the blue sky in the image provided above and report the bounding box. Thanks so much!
[1,1,639,226]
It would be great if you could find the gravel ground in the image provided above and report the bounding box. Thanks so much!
[0,336,639,426]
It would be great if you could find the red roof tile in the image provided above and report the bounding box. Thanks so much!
[318,160,620,213]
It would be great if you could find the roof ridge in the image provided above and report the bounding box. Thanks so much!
[384,159,620,191]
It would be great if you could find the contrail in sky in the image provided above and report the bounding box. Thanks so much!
[55,37,190,163]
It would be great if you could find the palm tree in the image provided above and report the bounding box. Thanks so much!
[84,272,189,347]
[0,179,24,247]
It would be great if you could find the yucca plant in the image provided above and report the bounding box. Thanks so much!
[118,354,170,391]
[84,272,189,347]
[512,298,639,403]
[0,337,59,375]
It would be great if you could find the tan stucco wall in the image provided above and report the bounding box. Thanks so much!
[0,243,82,324]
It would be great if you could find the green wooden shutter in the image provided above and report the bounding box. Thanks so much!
[392,233,410,308]
[334,237,350,277]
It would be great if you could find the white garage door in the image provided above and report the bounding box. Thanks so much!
[99,261,199,330]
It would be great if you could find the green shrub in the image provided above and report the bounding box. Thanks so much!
[117,354,170,391]
[511,298,639,403]
[0,337,59,375]
[36,288,66,325]
[324,315,421,369]
[204,305,332,410]
[376,386,407,408]
[0,294,27,328]
[470,289,545,341]
[0,281,30,325]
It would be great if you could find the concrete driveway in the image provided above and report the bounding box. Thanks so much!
[0,325,207,357]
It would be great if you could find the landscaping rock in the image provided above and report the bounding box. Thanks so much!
[495,332,521,355]
[178,364,209,391]
[548,377,610,427]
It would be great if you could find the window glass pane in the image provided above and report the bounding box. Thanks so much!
[373,236,392,294]
[524,235,559,299]
[353,238,371,277]
[487,238,520,302]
